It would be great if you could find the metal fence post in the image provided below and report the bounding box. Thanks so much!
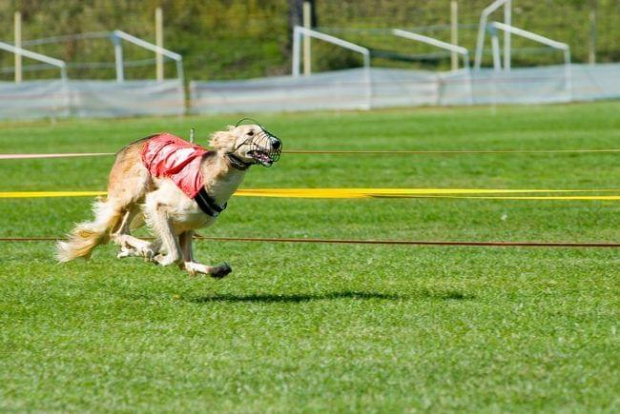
[156,7,164,81]
[491,27,502,72]
[303,1,312,76]
[504,0,512,70]
[292,26,301,77]
[475,0,510,71]
[589,0,597,65]
[14,12,22,83]
[451,1,458,71]
[112,34,124,83]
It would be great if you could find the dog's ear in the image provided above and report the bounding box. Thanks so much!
[209,126,236,152]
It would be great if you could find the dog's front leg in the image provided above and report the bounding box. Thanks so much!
[179,230,195,264]
[145,200,183,267]
[184,261,232,279]
[179,231,232,279]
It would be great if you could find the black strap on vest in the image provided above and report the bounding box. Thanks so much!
[194,188,227,217]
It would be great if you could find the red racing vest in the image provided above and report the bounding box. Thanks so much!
[141,133,209,199]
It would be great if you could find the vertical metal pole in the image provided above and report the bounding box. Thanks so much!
[14,11,22,83]
[504,0,511,70]
[564,48,572,101]
[292,27,301,77]
[363,51,372,110]
[156,7,164,81]
[466,53,474,105]
[302,1,311,76]
[475,0,509,71]
[491,32,502,72]
[450,1,458,71]
[474,14,487,71]
[588,0,597,65]
[113,34,124,83]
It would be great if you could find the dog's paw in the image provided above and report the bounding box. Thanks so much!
[117,246,134,259]
[153,254,178,267]
[140,247,155,262]
[183,261,231,278]
[210,262,232,279]
[183,261,209,276]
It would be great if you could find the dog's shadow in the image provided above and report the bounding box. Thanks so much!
[189,290,473,304]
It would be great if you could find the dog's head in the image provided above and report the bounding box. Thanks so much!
[209,124,282,167]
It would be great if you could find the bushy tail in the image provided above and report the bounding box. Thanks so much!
[56,199,123,263]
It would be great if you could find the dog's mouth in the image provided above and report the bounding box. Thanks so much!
[234,120,282,168]
[248,150,275,167]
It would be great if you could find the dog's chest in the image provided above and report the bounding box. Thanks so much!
[150,162,247,234]
[170,197,217,232]
[173,175,244,232]
[204,172,245,205]
[152,180,216,231]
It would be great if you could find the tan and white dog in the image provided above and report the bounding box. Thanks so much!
[56,123,282,278]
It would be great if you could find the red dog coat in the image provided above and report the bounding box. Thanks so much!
[141,133,209,199]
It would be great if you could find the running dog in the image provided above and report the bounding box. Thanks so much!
[56,122,282,278]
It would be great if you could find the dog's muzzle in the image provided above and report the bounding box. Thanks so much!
[246,127,282,167]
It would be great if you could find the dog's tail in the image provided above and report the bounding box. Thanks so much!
[56,199,123,263]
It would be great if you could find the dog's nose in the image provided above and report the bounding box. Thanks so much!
[271,138,282,150]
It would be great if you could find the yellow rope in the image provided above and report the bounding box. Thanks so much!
[2,188,620,200]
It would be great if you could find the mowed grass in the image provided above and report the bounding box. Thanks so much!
[1,102,619,413]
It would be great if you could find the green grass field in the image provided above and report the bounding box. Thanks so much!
[1,102,619,413]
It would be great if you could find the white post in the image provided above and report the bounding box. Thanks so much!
[504,0,512,70]
[302,1,312,76]
[292,26,301,77]
[451,1,458,71]
[156,7,164,81]
[113,34,124,83]
[491,31,502,72]
[562,47,572,100]
[363,52,371,110]
[588,0,597,65]
[14,11,22,83]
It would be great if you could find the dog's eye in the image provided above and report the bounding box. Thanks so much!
[247,130,255,136]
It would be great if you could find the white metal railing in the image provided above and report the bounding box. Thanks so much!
[392,29,473,105]
[292,26,370,77]
[292,26,372,109]
[489,22,571,59]
[111,30,183,83]
[392,29,470,72]
[474,0,512,71]
[488,22,571,96]
[19,30,184,83]
[0,41,67,81]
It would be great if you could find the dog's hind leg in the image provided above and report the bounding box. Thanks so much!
[179,231,232,278]
[111,206,158,260]
[114,234,159,261]
[57,140,152,263]
[113,206,139,237]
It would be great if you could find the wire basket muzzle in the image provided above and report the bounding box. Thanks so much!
[250,128,282,165]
